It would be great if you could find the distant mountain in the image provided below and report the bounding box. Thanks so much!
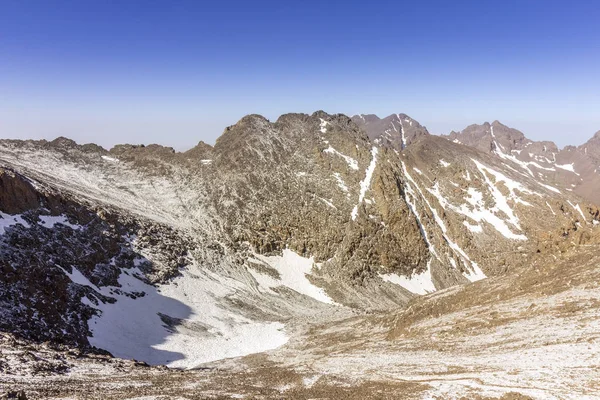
[351,113,429,149]
[443,120,600,205]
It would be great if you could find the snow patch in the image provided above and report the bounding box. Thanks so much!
[567,201,587,222]
[428,179,527,241]
[65,263,289,369]
[463,220,483,233]
[380,260,436,295]
[351,146,378,220]
[252,249,334,304]
[555,163,579,175]
[39,215,81,230]
[333,172,349,193]
[546,202,556,215]
[396,115,407,149]
[439,159,451,168]
[323,146,359,170]
[319,118,329,133]
[539,183,561,194]
[0,212,30,234]
[101,155,119,163]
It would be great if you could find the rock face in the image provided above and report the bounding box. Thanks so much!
[0,111,598,368]
[0,169,40,214]
[444,120,600,205]
[351,113,429,149]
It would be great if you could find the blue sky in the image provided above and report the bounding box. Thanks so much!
[1,0,599,150]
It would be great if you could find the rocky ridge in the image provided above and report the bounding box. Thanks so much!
[444,120,600,205]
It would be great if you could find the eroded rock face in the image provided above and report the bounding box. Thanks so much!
[0,169,40,214]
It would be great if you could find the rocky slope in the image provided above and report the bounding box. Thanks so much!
[1,111,599,399]
[444,120,600,205]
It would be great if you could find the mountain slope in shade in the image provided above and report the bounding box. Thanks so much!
[444,120,600,205]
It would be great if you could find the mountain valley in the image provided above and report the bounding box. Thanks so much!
[1,112,600,399]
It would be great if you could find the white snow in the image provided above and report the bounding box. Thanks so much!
[333,172,349,193]
[323,146,359,170]
[473,159,537,204]
[319,118,329,133]
[351,146,378,220]
[252,249,334,304]
[314,195,336,209]
[57,265,101,290]
[493,143,556,177]
[539,183,561,194]
[402,163,486,280]
[555,163,578,174]
[0,212,30,234]
[462,261,487,282]
[396,114,407,150]
[567,200,586,222]
[380,260,436,295]
[401,167,438,259]
[39,215,81,229]
[200,159,213,165]
[463,220,483,233]
[439,159,451,168]
[62,263,289,369]
[101,155,119,163]
[546,202,556,215]
[427,179,527,241]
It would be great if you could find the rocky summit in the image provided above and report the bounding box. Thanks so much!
[2,112,600,399]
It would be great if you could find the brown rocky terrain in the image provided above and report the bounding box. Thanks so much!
[1,111,599,399]
[444,120,600,205]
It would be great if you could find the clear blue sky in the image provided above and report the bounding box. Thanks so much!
[1,0,599,150]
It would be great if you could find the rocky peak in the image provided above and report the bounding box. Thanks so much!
[352,112,429,150]
[183,140,214,160]
[351,114,380,124]
[444,120,600,205]
[578,130,600,160]
[46,137,107,155]
[49,136,78,149]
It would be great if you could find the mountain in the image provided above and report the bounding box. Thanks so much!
[1,112,599,399]
[351,113,429,149]
[444,120,600,205]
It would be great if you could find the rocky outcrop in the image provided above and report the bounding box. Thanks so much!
[0,169,40,214]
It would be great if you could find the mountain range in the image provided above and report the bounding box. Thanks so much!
[1,112,600,399]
